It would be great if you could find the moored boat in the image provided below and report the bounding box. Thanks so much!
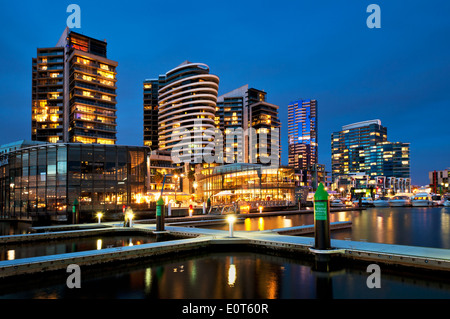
[330,199,346,207]
[389,195,411,207]
[373,196,390,207]
[411,192,432,207]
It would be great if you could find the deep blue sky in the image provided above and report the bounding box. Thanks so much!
[0,0,449,186]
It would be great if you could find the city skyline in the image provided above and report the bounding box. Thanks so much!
[0,1,449,186]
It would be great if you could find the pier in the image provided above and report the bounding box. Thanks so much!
[1,214,449,279]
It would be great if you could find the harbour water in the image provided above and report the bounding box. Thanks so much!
[204,207,450,249]
[0,234,172,261]
[1,251,450,299]
[1,206,449,299]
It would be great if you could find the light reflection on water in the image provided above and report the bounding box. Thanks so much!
[1,251,450,299]
[0,235,161,261]
[205,207,450,249]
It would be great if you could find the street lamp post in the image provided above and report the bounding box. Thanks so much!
[174,174,178,203]
[227,215,236,237]
[96,212,103,224]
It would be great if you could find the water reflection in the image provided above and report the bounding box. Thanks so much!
[0,222,32,236]
[2,251,450,299]
[0,235,166,261]
[204,207,450,249]
[228,257,236,287]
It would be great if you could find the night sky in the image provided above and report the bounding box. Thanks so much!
[0,0,449,186]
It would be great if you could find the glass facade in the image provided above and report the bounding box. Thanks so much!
[143,80,159,151]
[32,29,118,145]
[288,99,318,170]
[0,144,148,221]
[200,163,295,203]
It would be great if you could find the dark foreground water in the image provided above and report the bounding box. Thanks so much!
[1,207,450,299]
[1,251,450,299]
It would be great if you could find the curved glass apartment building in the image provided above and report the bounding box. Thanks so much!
[157,61,219,163]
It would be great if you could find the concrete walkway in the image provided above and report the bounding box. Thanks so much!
[0,219,449,278]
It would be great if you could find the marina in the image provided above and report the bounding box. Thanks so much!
[0,206,449,301]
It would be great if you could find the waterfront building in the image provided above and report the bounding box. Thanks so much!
[156,61,219,164]
[199,163,295,203]
[331,120,410,196]
[287,99,322,190]
[148,150,177,193]
[215,85,248,163]
[215,85,281,165]
[143,80,159,151]
[288,99,318,170]
[0,140,47,156]
[32,28,118,145]
[0,142,148,221]
[429,169,450,194]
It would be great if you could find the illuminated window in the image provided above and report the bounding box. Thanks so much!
[48,136,59,143]
[74,136,96,144]
[77,57,90,65]
[97,138,114,145]
[100,79,114,86]
[98,70,114,79]
[82,75,93,82]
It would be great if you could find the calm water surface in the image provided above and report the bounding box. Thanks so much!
[1,251,449,299]
[0,234,166,261]
[205,207,450,249]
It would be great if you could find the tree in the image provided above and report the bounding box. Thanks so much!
[188,170,195,182]
[154,171,164,190]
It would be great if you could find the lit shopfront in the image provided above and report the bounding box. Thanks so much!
[200,163,295,203]
[0,143,148,221]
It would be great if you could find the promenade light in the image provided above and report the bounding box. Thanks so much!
[126,210,135,227]
[96,212,103,224]
[259,206,263,214]
[227,215,237,238]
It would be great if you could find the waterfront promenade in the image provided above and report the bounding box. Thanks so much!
[1,211,449,279]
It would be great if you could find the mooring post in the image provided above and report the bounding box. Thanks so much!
[72,199,79,224]
[314,183,331,250]
[156,197,165,232]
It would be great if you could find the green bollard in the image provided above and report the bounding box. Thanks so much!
[72,199,80,225]
[156,197,165,232]
[314,183,331,250]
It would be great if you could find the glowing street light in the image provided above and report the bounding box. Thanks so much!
[125,208,135,227]
[259,206,263,214]
[96,212,103,224]
[227,215,237,237]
